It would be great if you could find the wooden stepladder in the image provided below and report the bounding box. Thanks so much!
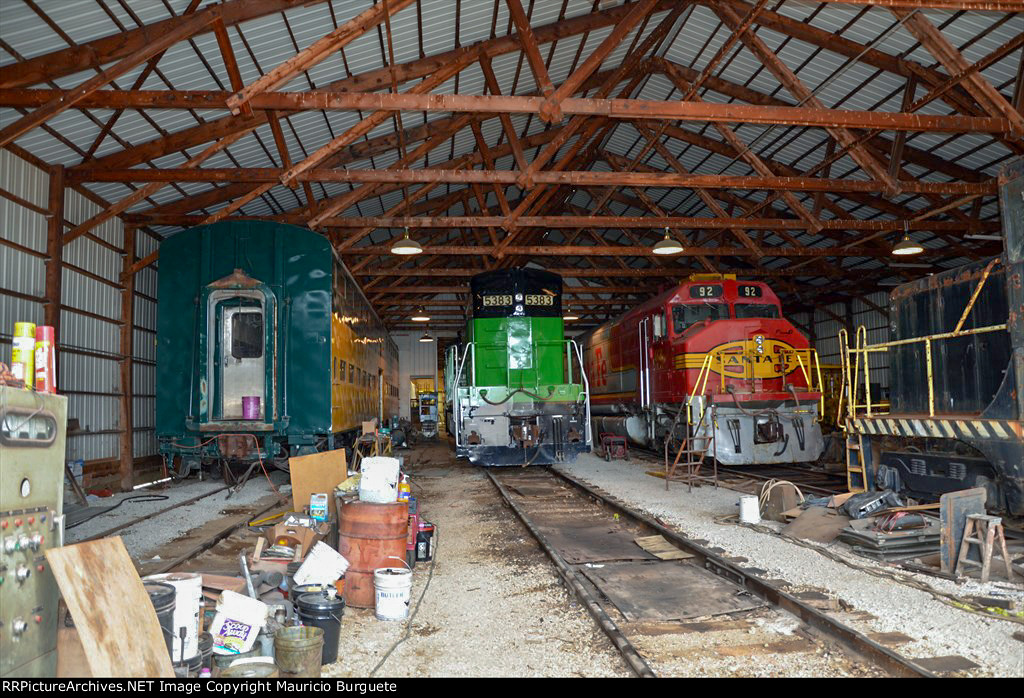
[956,514,1016,583]
[844,432,868,493]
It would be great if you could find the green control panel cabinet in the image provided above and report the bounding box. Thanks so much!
[0,386,67,677]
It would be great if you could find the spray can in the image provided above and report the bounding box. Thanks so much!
[33,325,56,394]
[11,322,35,389]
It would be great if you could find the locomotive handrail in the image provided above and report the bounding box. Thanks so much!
[451,341,475,449]
[843,321,1007,419]
[568,339,593,447]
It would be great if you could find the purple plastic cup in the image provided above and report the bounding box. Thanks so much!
[242,396,261,420]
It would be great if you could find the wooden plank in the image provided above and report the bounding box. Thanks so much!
[45,537,174,677]
[780,507,852,544]
[634,535,696,561]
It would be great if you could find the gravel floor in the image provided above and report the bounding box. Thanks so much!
[66,469,289,560]
[557,454,1024,678]
[322,442,631,678]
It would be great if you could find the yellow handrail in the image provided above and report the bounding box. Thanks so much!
[841,321,1007,420]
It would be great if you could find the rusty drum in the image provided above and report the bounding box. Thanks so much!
[338,500,409,608]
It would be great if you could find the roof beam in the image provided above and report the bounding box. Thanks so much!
[711,1,901,194]
[225,0,416,115]
[73,167,997,196]
[123,213,999,233]
[891,8,1024,135]
[62,129,253,246]
[0,0,326,89]
[0,10,217,148]
[504,1,557,106]
[5,89,1009,134]
[536,0,661,124]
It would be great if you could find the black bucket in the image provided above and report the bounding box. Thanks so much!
[143,581,176,660]
[295,593,345,666]
[199,632,214,669]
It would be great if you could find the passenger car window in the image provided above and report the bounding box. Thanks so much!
[231,312,263,359]
[734,303,781,319]
[672,303,728,333]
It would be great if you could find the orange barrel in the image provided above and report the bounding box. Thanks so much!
[338,501,408,608]
[33,325,56,393]
[11,322,35,389]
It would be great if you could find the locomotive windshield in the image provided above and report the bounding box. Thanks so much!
[672,302,728,333]
[734,303,781,319]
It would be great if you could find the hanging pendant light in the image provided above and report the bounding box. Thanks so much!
[419,331,434,343]
[652,226,684,255]
[892,236,924,256]
[892,221,923,256]
[391,227,422,255]
[411,307,430,322]
[563,306,579,321]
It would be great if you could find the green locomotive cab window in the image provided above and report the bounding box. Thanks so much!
[734,303,781,319]
[231,312,264,359]
[672,302,728,333]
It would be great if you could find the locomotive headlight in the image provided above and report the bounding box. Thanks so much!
[515,293,523,302]
[754,335,764,354]
[515,304,524,313]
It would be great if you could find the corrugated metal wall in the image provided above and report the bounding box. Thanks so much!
[790,290,892,391]
[393,331,439,420]
[0,149,157,466]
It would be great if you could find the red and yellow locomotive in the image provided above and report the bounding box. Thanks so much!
[580,276,825,465]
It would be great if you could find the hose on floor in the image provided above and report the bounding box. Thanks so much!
[65,494,169,530]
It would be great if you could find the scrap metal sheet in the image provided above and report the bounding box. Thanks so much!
[581,561,763,621]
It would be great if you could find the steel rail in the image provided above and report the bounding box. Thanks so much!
[548,467,937,678]
[485,471,657,678]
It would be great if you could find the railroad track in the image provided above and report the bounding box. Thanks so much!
[487,466,935,678]
[622,445,847,497]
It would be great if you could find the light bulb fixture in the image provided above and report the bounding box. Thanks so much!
[410,307,430,322]
[390,227,422,255]
[563,306,579,321]
[652,226,684,255]
[419,332,434,343]
[892,235,924,256]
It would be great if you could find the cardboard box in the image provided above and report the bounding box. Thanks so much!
[252,521,331,566]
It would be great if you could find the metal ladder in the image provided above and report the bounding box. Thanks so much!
[663,401,718,492]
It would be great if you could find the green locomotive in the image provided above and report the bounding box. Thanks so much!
[444,268,592,466]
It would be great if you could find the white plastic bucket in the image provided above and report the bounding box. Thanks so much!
[373,559,412,621]
[144,572,203,660]
[359,457,401,503]
[738,495,761,524]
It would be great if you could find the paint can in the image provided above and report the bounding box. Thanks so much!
[242,396,261,420]
[373,560,412,622]
[220,657,279,678]
[739,495,761,524]
[144,572,203,661]
[11,322,35,389]
[33,325,56,393]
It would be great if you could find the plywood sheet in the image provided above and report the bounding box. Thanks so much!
[45,537,174,678]
[580,561,763,621]
[289,449,346,513]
